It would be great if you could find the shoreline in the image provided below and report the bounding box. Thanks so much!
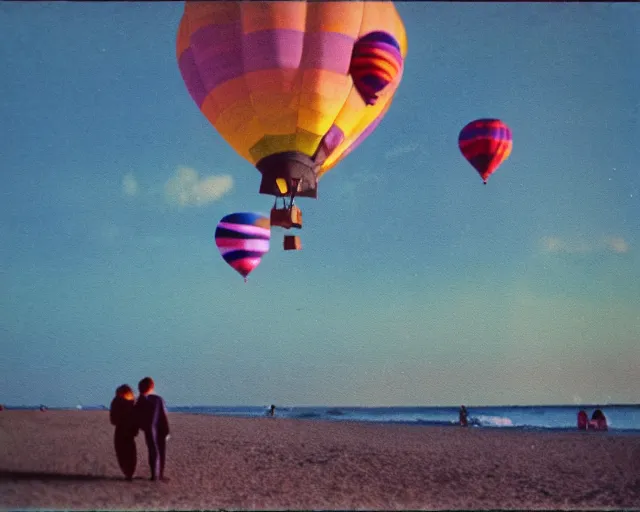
[5,403,638,433]
[1,410,639,510]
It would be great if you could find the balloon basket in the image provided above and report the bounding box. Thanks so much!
[283,235,302,251]
[270,206,302,229]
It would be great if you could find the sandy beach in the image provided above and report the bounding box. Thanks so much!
[1,410,639,510]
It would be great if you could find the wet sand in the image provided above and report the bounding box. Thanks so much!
[1,410,639,510]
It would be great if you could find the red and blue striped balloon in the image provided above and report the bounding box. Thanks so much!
[458,119,513,184]
[349,31,404,106]
[215,212,271,281]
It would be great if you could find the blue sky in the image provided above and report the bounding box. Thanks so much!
[1,2,638,407]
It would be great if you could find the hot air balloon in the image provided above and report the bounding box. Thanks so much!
[458,119,512,184]
[215,212,271,282]
[177,1,407,250]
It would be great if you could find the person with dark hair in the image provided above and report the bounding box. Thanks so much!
[134,377,170,481]
[459,405,468,426]
[590,409,608,431]
[109,384,138,481]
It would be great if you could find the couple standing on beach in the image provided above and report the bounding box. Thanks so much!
[109,377,170,482]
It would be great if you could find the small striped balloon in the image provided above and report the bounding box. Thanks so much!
[458,119,513,184]
[215,212,271,282]
[350,31,404,106]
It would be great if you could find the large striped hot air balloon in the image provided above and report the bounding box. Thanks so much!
[177,1,407,249]
[214,212,271,282]
[458,119,513,184]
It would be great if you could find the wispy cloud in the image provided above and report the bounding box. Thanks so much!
[541,235,630,255]
[541,237,591,255]
[605,237,629,254]
[384,143,419,160]
[333,168,381,206]
[100,222,134,246]
[122,173,139,197]
[99,222,173,248]
[164,166,233,207]
[102,222,121,243]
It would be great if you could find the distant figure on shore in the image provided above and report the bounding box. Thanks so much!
[0,404,4,411]
[134,377,170,481]
[459,405,468,426]
[269,404,276,417]
[39,405,47,412]
[589,409,608,431]
[577,410,588,430]
[109,384,139,481]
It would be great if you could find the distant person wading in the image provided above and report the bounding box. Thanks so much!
[459,405,468,427]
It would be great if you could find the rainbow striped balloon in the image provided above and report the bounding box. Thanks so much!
[458,119,513,184]
[214,212,271,281]
[177,2,407,198]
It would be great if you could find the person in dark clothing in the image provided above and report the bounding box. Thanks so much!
[459,405,468,426]
[109,384,138,481]
[134,377,170,481]
[590,408,608,431]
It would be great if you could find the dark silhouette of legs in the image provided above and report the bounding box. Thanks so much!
[145,432,167,480]
[114,432,137,480]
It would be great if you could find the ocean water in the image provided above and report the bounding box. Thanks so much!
[166,404,640,432]
[7,404,640,432]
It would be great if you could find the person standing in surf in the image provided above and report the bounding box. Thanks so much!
[109,384,139,481]
[590,409,608,431]
[134,377,170,481]
[459,405,468,426]
[577,410,588,430]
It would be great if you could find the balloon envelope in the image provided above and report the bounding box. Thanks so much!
[177,1,407,198]
[458,119,512,183]
[215,212,271,280]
